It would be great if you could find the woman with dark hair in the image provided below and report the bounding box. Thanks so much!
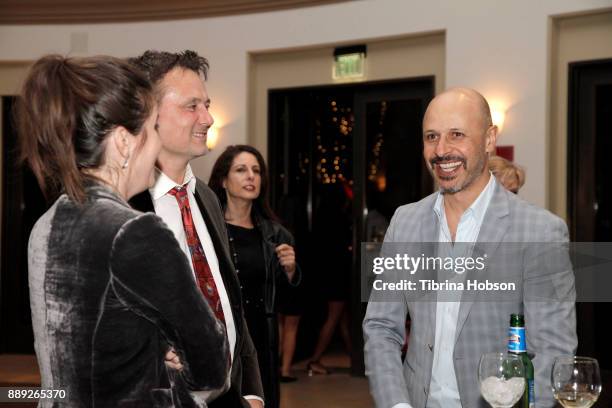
[209,145,300,408]
[18,55,229,407]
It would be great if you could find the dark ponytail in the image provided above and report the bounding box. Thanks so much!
[16,55,153,203]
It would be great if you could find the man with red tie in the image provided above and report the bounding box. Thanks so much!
[130,50,264,408]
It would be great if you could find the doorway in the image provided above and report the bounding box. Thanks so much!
[1,96,46,353]
[568,58,612,373]
[268,77,434,374]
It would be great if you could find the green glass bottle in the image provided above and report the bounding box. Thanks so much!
[507,314,535,408]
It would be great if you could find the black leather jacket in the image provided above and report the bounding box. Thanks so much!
[249,214,301,314]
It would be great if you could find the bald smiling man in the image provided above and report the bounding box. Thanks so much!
[363,88,577,408]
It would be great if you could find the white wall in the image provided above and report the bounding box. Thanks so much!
[1,0,611,207]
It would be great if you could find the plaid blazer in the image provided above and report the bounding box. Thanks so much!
[363,181,577,408]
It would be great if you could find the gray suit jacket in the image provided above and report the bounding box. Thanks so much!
[363,182,577,408]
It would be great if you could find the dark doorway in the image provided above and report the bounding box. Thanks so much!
[1,96,46,354]
[268,78,434,375]
[568,58,612,395]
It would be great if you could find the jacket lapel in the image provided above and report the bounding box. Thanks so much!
[454,182,510,343]
[193,180,244,336]
[417,196,439,375]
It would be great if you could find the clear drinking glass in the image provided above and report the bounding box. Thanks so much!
[552,356,601,408]
[479,352,526,408]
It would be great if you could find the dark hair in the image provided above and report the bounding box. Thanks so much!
[129,50,209,97]
[209,145,278,222]
[16,55,154,203]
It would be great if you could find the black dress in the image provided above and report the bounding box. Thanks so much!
[227,223,280,408]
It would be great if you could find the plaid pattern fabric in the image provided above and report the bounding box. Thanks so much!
[169,187,225,324]
[363,182,577,408]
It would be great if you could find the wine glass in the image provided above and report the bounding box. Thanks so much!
[552,356,601,408]
[479,352,526,408]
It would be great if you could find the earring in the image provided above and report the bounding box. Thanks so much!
[121,137,130,169]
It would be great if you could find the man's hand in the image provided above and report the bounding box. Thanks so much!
[247,399,264,408]
[165,348,183,371]
[275,243,296,280]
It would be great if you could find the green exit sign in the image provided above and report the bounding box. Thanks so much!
[333,52,366,80]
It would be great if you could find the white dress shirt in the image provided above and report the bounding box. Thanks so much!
[150,165,264,405]
[427,174,496,408]
[150,166,236,372]
[392,174,496,408]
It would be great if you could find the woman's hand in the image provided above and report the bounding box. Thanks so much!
[275,243,296,281]
[165,347,183,371]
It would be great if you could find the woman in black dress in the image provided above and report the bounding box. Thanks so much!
[209,145,300,408]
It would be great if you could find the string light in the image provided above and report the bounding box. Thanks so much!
[314,97,355,184]
[366,101,387,189]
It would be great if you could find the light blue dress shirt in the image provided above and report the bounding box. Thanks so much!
[392,174,496,408]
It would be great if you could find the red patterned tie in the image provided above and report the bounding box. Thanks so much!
[169,187,225,324]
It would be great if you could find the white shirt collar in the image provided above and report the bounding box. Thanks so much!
[150,164,197,200]
[433,172,496,224]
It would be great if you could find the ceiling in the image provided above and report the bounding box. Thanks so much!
[0,0,350,24]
